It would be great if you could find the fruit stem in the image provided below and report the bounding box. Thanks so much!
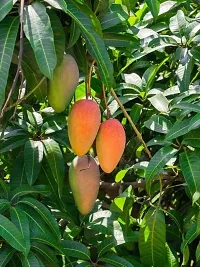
[87,59,95,98]
[110,87,152,159]
[102,84,111,119]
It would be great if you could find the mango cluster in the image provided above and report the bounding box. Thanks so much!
[47,54,126,215]
[68,99,126,215]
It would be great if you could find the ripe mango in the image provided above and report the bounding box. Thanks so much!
[68,99,101,156]
[96,119,126,173]
[69,155,100,215]
[48,54,79,113]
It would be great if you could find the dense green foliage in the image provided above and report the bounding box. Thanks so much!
[0,0,200,266]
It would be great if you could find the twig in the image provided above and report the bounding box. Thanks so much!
[88,60,95,98]
[4,77,46,112]
[102,84,111,119]
[110,87,152,158]
[100,180,146,190]
[0,0,25,119]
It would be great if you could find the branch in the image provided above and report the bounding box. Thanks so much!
[102,84,111,119]
[110,87,152,159]
[4,77,46,113]
[100,180,146,189]
[0,0,25,119]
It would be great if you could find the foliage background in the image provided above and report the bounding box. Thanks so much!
[0,0,200,266]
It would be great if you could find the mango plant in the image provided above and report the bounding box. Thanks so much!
[0,0,200,266]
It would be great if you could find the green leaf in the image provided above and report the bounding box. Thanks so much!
[130,103,143,124]
[21,253,42,267]
[68,19,81,48]
[99,254,134,267]
[188,113,200,131]
[24,140,43,185]
[43,138,65,198]
[10,207,30,255]
[18,197,61,240]
[145,146,178,194]
[165,243,179,267]
[0,214,26,253]
[31,233,65,256]
[31,243,59,267]
[43,0,67,11]
[176,57,193,92]
[100,4,129,30]
[103,33,138,48]
[0,199,10,214]
[66,1,114,89]
[179,151,200,203]
[0,246,15,267]
[10,152,27,190]
[0,0,15,22]
[169,10,186,35]
[196,242,200,262]
[0,16,19,109]
[182,129,200,148]
[190,47,200,63]
[115,169,130,183]
[149,93,169,113]
[139,208,166,267]
[165,118,192,140]
[0,136,29,153]
[11,184,50,202]
[146,0,160,18]
[171,103,200,113]
[62,240,90,261]
[144,115,173,134]
[48,11,65,65]
[23,2,57,79]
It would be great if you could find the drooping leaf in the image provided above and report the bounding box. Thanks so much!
[0,214,26,253]
[11,184,50,202]
[62,240,91,261]
[146,0,160,18]
[0,0,15,22]
[0,136,29,154]
[43,138,65,198]
[179,150,200,203]
[23,2,57,79]
[0,246,15,267]
[18,197,60,240]
[21,252,43,267]
[0,16,19,109]
[165,243,179,267]
[169,10,186,35]
[149,93,169,113]
[24,140,43,185]
[10,207,30,255]
[68,19,81,48]
[99,253,134,267]
[31,242,59,267]
[48,11,65,65]
[139,208,166,267]
[165,118,192,140]
[145,146,178,194]
[144,115,173,134]
[10,152,27,190]
[0,199,10,214]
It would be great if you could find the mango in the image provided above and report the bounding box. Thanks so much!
[96,119,126,173]
[68,99,101,156]
[48,54,79,113]
[69,155,100,215]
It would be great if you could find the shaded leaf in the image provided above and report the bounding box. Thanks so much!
[24,140,43,185]
[18,197,60,240]
[144,115,172,134]
[0,16,19,109]
[0,199,10,214]
[0,246,15,267]
[62,240,90,261]
[0,214,26,253]
[139,208,166,267]
[99,254,133,267]
[165,118,192,140]
[145,146,178,194]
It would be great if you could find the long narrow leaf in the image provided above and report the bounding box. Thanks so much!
[24,140,43,185]
[23,2,57,79]
[0,16,19,109]
[0,246,15,267]
[18,197,60,240]
[0,214,26,253]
